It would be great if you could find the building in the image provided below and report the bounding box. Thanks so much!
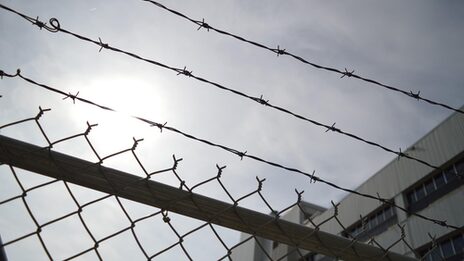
[232,106,464,260]
[230,202,327,261]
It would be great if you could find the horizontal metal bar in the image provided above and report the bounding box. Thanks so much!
[0,135,416,261]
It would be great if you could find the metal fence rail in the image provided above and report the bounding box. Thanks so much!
[0,109,420,260]
[0,135,416,261]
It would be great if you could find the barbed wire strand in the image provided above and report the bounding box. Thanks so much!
[141,0,464,115]
[0,69,459,233]
[0,5,452,174]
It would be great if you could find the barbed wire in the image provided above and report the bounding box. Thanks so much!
[0,108,419,260]
[0,69,459,233]
[0,4,461,260]
[0,4,452,174]
[140,0,464,116]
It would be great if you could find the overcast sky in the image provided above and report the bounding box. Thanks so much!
[1,0,464,260]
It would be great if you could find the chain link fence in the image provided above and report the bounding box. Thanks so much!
[0,106,423,260]
[1,2,462,260]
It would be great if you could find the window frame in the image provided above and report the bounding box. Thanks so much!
[404,155,464,214]
[417,230,464,261]
[343,203,397,241]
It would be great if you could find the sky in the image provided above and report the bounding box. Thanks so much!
[1,0,464,260]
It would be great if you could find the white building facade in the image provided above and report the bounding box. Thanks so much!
[233,106,464,261]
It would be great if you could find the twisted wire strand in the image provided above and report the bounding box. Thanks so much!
[0,4,448,173]
[141,0,464,115]
[1,69,459,231]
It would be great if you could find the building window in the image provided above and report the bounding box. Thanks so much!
[456,159,464,176]
[418,232,464,261]
[298,253,315,261]
[405,157,464,213]
[343,203,397,241]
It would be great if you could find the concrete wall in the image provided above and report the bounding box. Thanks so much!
[230,233,260,260]
[231,202,326,260]
[312,107,464,256]
[231,107,464,260]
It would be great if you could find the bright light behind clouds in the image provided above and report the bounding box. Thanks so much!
[69,74,167,134]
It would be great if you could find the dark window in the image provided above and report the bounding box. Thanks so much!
[453,235,464,255]
[405,156,464,213]
[424,180,435,194]
[352,225,362,237]
[430,247,441,260]
[441,240,454,258]
[384,206,394,220]
[456,160,464,176]
[434,173,445,187]
[418,231,464,261]
[368,216,375,229]
[362,219,368,230]
[298,253,315,261]
[423,252,433,261]
[371,215,378,227]
[415,185,425,200]
[344,203,397,241]
[407,192,416,204]
[445,168,457,183]
[377,211,385,224]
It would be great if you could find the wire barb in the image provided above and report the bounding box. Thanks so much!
[237,150,247,160]
[397,148,407,161]
[177,66,192,77]
[62,91,80,104]
[197,18,210,31]
[24,15,60,32]
[151,121,167,132]
[409,90,421,100]
[295,189,304,203]
[32,16,46,29]
[172,154,183,170]
[309,170,317,183]
[340,68,355,78]
[216,164,227,178]
[275,45,286,56]
[331,201,340,216]
[131,137,144,151]
[35,106,51,120]
[98,37,109,52]
[161,210,171,223]
[325,122,339,133]
[85,121,98,135]
[255,95,269,105]
[255,176,266,191]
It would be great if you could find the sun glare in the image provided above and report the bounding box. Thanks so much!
[68,75,168,146]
